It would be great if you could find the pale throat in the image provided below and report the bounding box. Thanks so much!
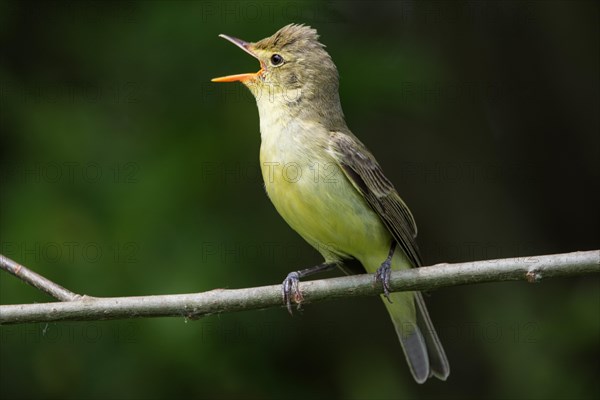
[254,86,303,142]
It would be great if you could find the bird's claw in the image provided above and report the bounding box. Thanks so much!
[375,260,393,303]
[282,271,304,314]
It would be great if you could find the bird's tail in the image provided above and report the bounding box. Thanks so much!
[382,291,450,383]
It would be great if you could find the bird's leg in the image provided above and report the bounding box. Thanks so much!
[375,241,397,302]
[282,262,338,314]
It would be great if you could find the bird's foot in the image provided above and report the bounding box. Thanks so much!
[282,271,304,314]
[375,258,393,303]
[375,241,397,302]
[281,262,339,314]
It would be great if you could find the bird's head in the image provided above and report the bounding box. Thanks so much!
[212,24,341,112]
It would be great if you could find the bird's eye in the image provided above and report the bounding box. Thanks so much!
[270,54,284,66]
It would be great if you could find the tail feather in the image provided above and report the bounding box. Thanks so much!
[382,291,450,383]
[415,292,450,380]
[396,320,430,383]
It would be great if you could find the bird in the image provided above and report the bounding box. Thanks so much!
[212,23,450,383]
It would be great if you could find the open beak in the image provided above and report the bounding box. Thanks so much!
[211,34,263,83]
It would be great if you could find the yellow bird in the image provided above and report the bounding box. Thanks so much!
[212,24,449,383]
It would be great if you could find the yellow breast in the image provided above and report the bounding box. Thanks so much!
[259,132,391,265]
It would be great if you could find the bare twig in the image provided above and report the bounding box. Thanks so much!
[0,250,598,325]
[0,254,83,302]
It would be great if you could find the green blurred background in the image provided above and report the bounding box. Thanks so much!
[1,1,598,399]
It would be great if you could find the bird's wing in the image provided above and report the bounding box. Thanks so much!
[328,131,423,267]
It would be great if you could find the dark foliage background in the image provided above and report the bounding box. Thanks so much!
[1,1,598,399]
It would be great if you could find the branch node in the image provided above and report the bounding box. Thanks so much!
[526,268,542,283]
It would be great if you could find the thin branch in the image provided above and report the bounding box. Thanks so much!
[0,250,598,325]
[0,254,83,302]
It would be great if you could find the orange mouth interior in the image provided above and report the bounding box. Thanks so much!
[211,69,263,83]
[211,34,263,83]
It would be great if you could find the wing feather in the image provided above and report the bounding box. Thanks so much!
[329,131,423,267]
